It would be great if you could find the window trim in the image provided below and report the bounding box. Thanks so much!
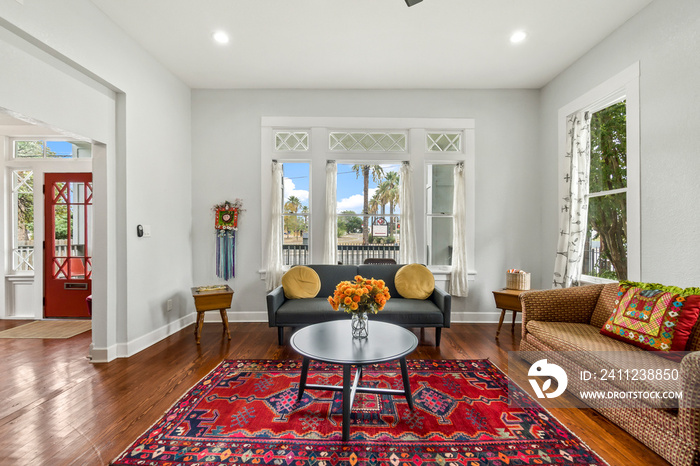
[557,63,641,283]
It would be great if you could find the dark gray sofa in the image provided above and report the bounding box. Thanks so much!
[266,264,451,346]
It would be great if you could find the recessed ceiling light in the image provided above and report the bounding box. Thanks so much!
[510,30,527,44]
[212,31,230,44]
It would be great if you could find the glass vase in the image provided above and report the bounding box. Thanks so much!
[351,311,369,339]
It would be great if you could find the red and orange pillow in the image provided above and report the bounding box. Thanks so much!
[600,281,700,352]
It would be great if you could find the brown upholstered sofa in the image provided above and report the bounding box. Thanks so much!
[519,283,700,466]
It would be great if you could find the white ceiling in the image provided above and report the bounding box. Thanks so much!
[90,0,653,89]
[0,111,62,137]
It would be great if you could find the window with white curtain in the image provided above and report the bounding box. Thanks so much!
[557,63,640,284]
[261,118,475,277]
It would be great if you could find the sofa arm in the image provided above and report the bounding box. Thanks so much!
[679,351,700,448]
[266,286,286,327]
[429,287,452,328]
[520,285,604,339]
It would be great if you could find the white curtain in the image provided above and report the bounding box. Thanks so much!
[450,162,469,297]
[553,110,592,288]
[323,161,337,264]
[265,161,284,291]
[399,161,417,264]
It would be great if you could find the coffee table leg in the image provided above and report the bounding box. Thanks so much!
[297,357,310,402]
[342,364,351,441]
[400,357,413,410]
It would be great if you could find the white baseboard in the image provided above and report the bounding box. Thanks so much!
[204,311,268,323]
[450,311,521,324]
[90,313,196,362]
[89,310,517,363]
[89,344,117,363]
[216,311,517,324]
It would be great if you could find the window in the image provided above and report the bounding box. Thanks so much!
[261,117,475,277]
[282,162,310,265]
[336,163,401,264]
[13,139,92,159]
[557,63,640,284]
[426,164,455,266]
[582,101,627,280]
[11,170,34,272]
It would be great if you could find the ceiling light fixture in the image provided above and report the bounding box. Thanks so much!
[405,0,423,6]
[510,30,527,44]
[212,31,230,44]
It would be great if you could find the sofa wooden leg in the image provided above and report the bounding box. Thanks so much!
[435,327,442,347]
[278,327,284,345]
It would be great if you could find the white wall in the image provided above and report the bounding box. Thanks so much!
[191,89,541,323]
[539,0,700,288]
[0,0,193,361]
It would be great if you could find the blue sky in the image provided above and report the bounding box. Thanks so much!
[283,162,401,214]
[46,141,74,157]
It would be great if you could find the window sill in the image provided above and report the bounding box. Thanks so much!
[580,275,617,285]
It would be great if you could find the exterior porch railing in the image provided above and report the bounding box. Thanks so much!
[282,244,400,266]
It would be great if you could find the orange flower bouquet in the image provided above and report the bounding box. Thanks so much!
[328,275,391,315]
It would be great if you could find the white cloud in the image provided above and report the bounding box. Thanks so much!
[337,188,376,213]
[283,177,309,203]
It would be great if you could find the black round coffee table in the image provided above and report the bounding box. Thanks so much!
[290,320,418,441]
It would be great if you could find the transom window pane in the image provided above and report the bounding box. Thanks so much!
[13,140,91,159]
[275,131,309,151]
[329,132,406,152]
[427,132,462,152]
[282,162,310,265]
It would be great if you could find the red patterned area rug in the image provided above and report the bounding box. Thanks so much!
[111,359,605,465]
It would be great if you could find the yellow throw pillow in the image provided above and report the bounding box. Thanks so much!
[282,266,321,299]
[395,263,435,300]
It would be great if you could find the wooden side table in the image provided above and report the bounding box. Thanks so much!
[492,288,529,337]
[191,285,234,344]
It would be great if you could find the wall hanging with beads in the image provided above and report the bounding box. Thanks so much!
[213,199,244,280]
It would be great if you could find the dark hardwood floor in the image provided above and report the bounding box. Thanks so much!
[0,320,669,465]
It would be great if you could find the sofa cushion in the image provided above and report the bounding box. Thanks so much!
[394,263,434,300]
[307,265,360,298]
[527,321,645,353]
[275,296,444,327]
[590,283,619,329]
[357,264,402,298]
[600,283,700,352]
[525,321,682,409]
[281,266,321,299]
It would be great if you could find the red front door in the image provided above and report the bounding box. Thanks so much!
[44,173,92,318]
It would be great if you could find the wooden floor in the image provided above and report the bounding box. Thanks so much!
[0,319,669,465]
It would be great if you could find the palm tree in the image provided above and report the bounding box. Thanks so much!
[284,196,302,238]
[351,165,384,244]
[284,195,301,214]
[368,194,380,228]
[376,171,400,235]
